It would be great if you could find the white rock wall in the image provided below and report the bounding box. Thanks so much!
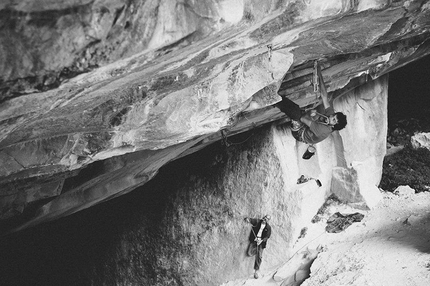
[240,75,389,284]
[172,73,389,283]
[331,75,388,208]
[176,75,389,283]
[0,73,389,286]
[252,75,388,275]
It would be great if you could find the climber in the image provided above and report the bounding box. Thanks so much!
[276,61,347,159]
[244,215,272,279]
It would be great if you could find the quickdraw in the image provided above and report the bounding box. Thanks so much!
[267,44,273,61]
[313,60,319,93]
[220,129,231,147]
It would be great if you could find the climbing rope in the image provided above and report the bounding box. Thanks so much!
[221,131,255,147]
[283,228,327,265]
[220,121,256,148]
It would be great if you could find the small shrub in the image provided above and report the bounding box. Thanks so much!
[380,146,430,193]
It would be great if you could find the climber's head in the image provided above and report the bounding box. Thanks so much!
[331,112,347,131]
[262,215,271,222]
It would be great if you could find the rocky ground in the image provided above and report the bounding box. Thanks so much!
[222,191,430,286]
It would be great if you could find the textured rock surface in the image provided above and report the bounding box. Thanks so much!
[411,132,430,149]
[0,68,393,286]
[331,75,388,209]
[1,0,430,239]
[0,122,330,285]
[0,0,429,282]
[300,192,430,286]
[218,192,430,286]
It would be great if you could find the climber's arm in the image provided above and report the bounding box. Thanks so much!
[317,62,331,109]
[300,114,313,127]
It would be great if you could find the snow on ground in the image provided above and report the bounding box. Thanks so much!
[222,191,430,286]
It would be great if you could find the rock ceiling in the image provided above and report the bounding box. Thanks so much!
[1,0,430,233]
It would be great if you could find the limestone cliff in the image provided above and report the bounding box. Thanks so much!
[0,75,389,286]
[1,0,429,232]
[0,0,430,284]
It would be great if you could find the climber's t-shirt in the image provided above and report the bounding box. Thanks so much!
[302,106,334,144]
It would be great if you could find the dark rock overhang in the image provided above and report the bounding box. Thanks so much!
[1,0,430,234]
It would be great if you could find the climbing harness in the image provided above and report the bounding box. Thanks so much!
[310,110,330,125]
[245,218,262,243]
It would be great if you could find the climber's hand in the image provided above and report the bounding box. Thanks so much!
[255,238,262,245]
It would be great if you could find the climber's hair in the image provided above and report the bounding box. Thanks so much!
[332,112,347,131]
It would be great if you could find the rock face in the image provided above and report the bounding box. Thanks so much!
[2,0,430,232]
[0,76,389,285]
[0,0,430,284]
[331,76,388,209]
[411,132,430,150]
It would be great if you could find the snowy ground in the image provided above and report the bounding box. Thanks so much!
[223,191,430,286]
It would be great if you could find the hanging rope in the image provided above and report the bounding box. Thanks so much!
[283,229,327,265]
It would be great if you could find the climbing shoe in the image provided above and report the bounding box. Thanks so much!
[302,146,316,160]
[254,271,259,279]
